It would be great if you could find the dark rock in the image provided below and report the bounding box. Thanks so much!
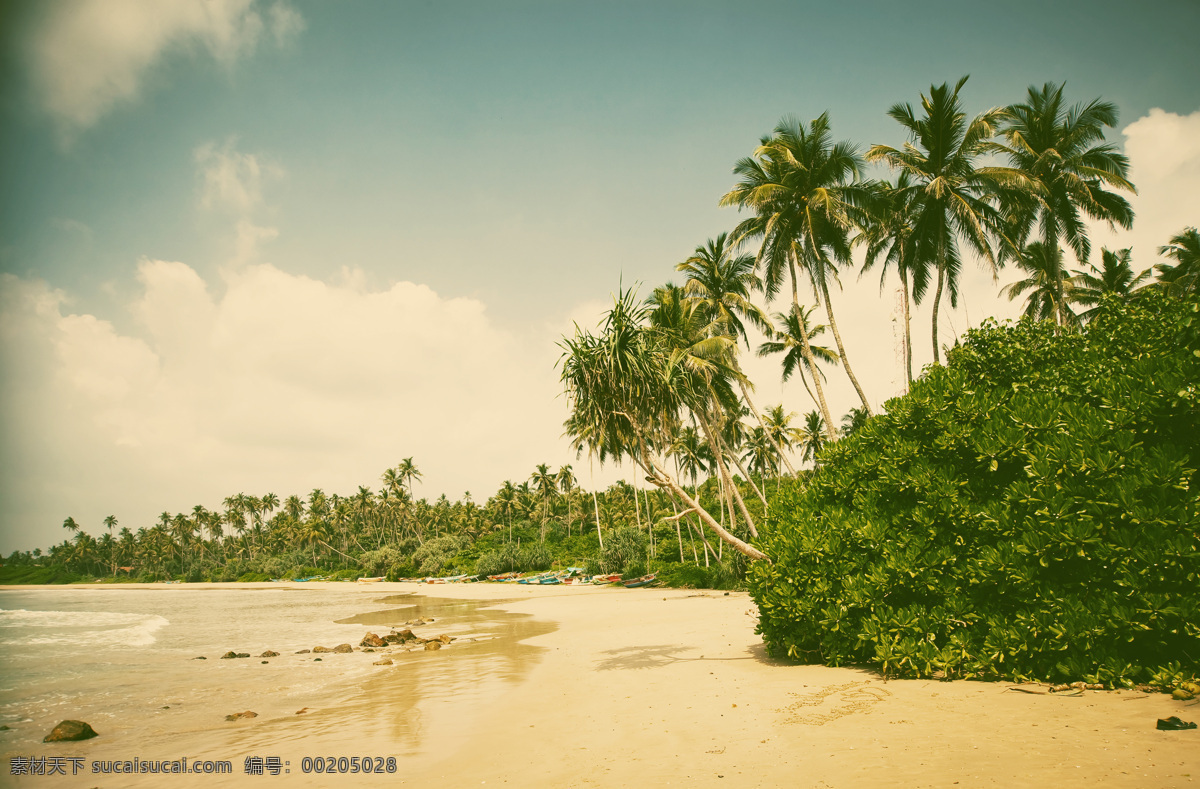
[363,647,375,653]
[220,651,250,659]
[0,724,10,730]
[43,720,98,742]
[373,658,393,666]
[424,641,441,651]
[259,651,279,658]
[312,646,331,653]
[332,644,352,654]
[385,629,417,644]
[361,633,387,648]
[261,661,268,664]
[224,711,257,722]
[193,656,207,660]
[314,658,322,661]
[295,649,311,654]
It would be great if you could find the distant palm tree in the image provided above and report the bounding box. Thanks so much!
[1002,241,1078,325]
[1071,247,1151,321]
[860,174,918,386]
[103,515,118,576]
[799,410,828,468]
[868,76,1021,363]
[757,304,839,409]
[997,82,1136,328]
[840,406,870,437]
[531,464,558,542]
[556,465,576,536]
[1155,227,1200,296]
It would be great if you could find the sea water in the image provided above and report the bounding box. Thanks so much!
[0,585,551,787]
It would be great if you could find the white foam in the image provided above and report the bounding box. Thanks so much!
[0,608,169,647]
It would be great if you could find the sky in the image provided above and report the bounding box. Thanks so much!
[1,0,1198,553]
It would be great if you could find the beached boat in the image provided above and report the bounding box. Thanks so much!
[621,573,657,589]
[357,576,385,583]
[590,574,621,584]
[487,571,522,581]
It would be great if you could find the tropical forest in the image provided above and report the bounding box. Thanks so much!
[5,78,1198,687]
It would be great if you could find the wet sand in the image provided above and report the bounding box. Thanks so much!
[6,581,1199,787]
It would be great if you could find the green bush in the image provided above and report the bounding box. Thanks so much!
[749,292,1200,686]
[598,526,647,575]
[237,572,271,582]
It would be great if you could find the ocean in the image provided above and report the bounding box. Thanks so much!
[0,584,551,787]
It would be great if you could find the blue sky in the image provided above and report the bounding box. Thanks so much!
[2,0,1198,552]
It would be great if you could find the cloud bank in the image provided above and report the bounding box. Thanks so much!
[0,263,569,552]
[25,0,303,134]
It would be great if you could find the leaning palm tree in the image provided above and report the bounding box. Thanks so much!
[757,304,840,409]
[868,76,1024,363]
[722,113,874,433]
[997,82,1136,328]
[1071,247,1152,321]
[1155,226,1200,296]
[559,288,767,560]
[677,233,798,473]
[1001,241,1079,326]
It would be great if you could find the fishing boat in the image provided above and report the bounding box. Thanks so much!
[590,573,621,584]
[621,573,657,589]
[356,576,385,583]
[487,571,522,581]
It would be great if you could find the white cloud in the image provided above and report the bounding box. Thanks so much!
[195,139,280,213]
[26,0,303,135]
[1084,107,1200,268]
[0,263,571,552]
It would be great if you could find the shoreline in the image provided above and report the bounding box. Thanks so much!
[3,583,1197,787]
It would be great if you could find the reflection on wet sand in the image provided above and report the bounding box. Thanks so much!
[223,593,554,763]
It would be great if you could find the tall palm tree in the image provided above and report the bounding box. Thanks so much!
[103,515,118,576]
[997,82,1136,328]
[860,174,918,386]
[677,233,798,473]
[531,463,558,542]
[556,465,576,536]
[1001,241,1078,325]
[1071,247,1151,321]
[1155,227,1200,296]
[757,304,839,409]
[868,76,1022,363]
[721,113,874,434]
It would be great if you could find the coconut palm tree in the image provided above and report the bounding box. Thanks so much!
[722,113,873,429]
[867,76,1023,363]
[1155,227,1200,296]
[799,410,828,468]
[757,304,840,409]
[556,465,576,536]
[997,83,1136,327]
[840,406,870,437]
[860,174,919,386]
[531,463,558,542]
[1070,247,1151,321]
[677,233,798,474]
[103,515,118,576]
[1002,241,1079,325]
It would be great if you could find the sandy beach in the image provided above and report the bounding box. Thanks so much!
[4,582,1198,788]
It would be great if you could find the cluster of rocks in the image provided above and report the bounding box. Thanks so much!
[204,621,457,667]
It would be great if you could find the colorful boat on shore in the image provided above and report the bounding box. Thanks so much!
[621,573,657,589]
[356,576,385,583]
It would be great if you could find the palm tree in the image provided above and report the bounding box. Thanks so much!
[556,465,576,536]
[1155,227,1200,296]
[867,76,1022,363]
[722,113,873,428]
[1001,241,1078,325]
[1071,247,1151,321]
[559,288,767,560]
[860,174,918,386]
[757,304,839,409]
[840,406,870,437]
[531,463,558,542]
[799,410,828,468]
[997,82,1136,328]
[103,515,118,576]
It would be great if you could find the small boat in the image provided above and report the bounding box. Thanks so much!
[357,576,385,583]
[621,573,658,589]
[487,572,522,581]
[590,574,621,585]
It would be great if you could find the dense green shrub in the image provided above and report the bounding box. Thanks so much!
[0,564,83,584]
[598,526,647,574]
[412,535,468,576]
[474,541,553,575]
[749,292,1200,685]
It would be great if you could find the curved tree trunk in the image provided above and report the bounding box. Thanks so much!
[818,279,872,415]
[694,408,759,539]
[789,255,837,440]
[733,367,797,476]
[931,264,945,365]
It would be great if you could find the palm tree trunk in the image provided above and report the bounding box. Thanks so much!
[931,264,945,364]
[818,280,872,415]
[902,267,913,387]
[789,255,838,440]
[695,408,758,539]
[733,370,797,476]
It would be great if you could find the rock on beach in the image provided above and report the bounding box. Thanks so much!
[44,721,98,742]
